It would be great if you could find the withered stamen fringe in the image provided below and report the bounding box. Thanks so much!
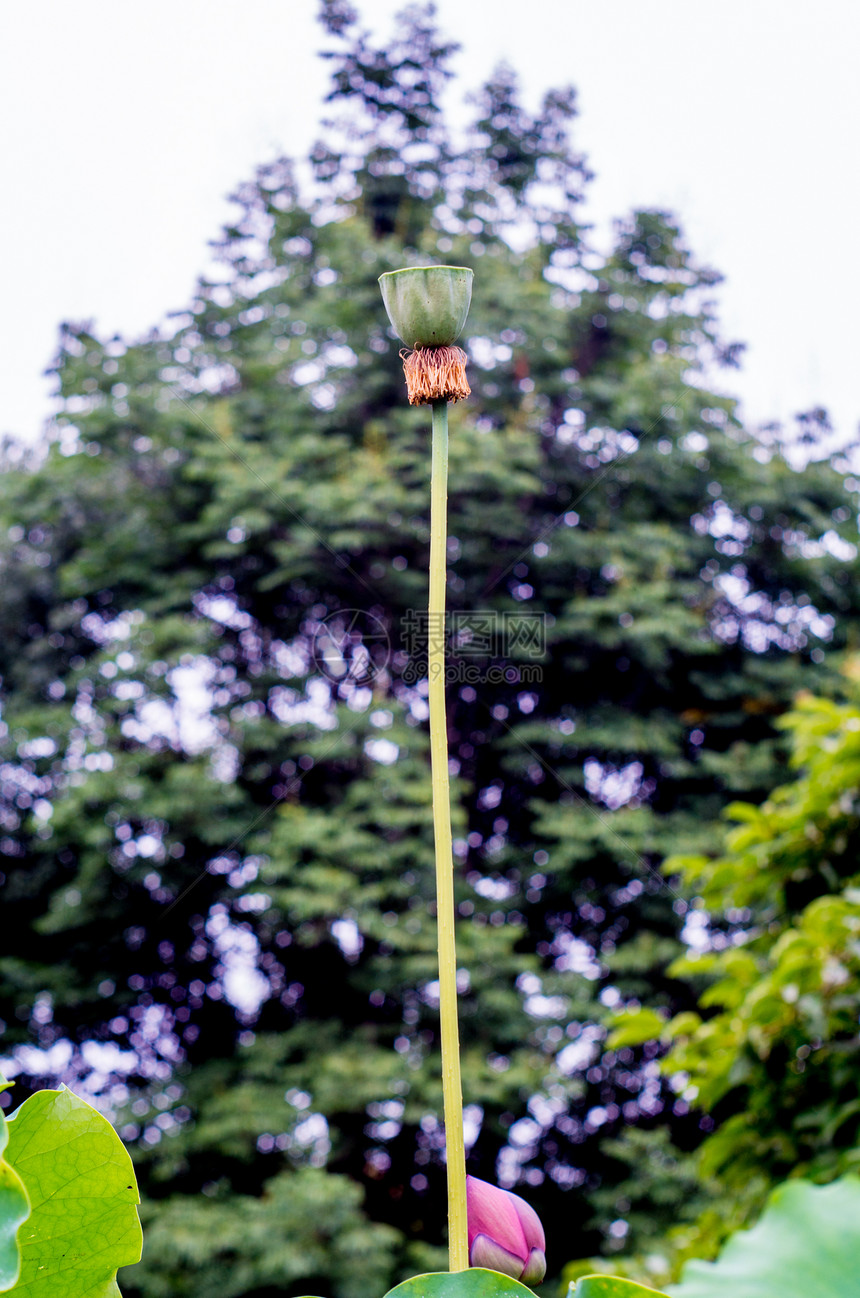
[400,345,470,405]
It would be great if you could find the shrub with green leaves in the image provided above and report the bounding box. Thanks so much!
[603,667,860,1271]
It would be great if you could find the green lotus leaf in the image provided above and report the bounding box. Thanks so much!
[669,1176,860,1298]
[5,1085,142,1298]
[385,1268,538,1298]
[0,1078,30,1292]
[570,1277,669,1298]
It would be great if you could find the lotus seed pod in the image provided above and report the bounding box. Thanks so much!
[378,265,473,347]
[379,265,474,404]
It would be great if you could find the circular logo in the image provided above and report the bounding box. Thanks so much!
[311,609,391,686]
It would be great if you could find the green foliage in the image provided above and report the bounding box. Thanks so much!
[669,1177,860,1298]
[132,1167,402,1298]
[662,670,860,1189]
[600,666,860,1274]
[1,1083,141,1297]
[1,4,859,1295]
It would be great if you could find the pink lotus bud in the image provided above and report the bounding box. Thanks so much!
[466,1175,546,1285]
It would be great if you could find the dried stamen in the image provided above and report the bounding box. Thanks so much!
[400,345,470,405]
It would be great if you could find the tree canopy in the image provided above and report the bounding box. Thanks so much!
[1,6,859,1296]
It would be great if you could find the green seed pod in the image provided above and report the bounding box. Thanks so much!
[378,265,473,348]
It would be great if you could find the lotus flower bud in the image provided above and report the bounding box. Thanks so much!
[466,1175,546,1285]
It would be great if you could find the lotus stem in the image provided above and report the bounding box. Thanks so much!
[428,396,468,1272]
[378,265,472,1271]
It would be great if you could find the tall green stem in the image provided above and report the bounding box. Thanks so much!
[428,397,468,1272]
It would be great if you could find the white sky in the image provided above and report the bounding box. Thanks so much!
[2,1,859,449]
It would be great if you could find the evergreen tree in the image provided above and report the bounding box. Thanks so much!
[1,6,858,1295]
